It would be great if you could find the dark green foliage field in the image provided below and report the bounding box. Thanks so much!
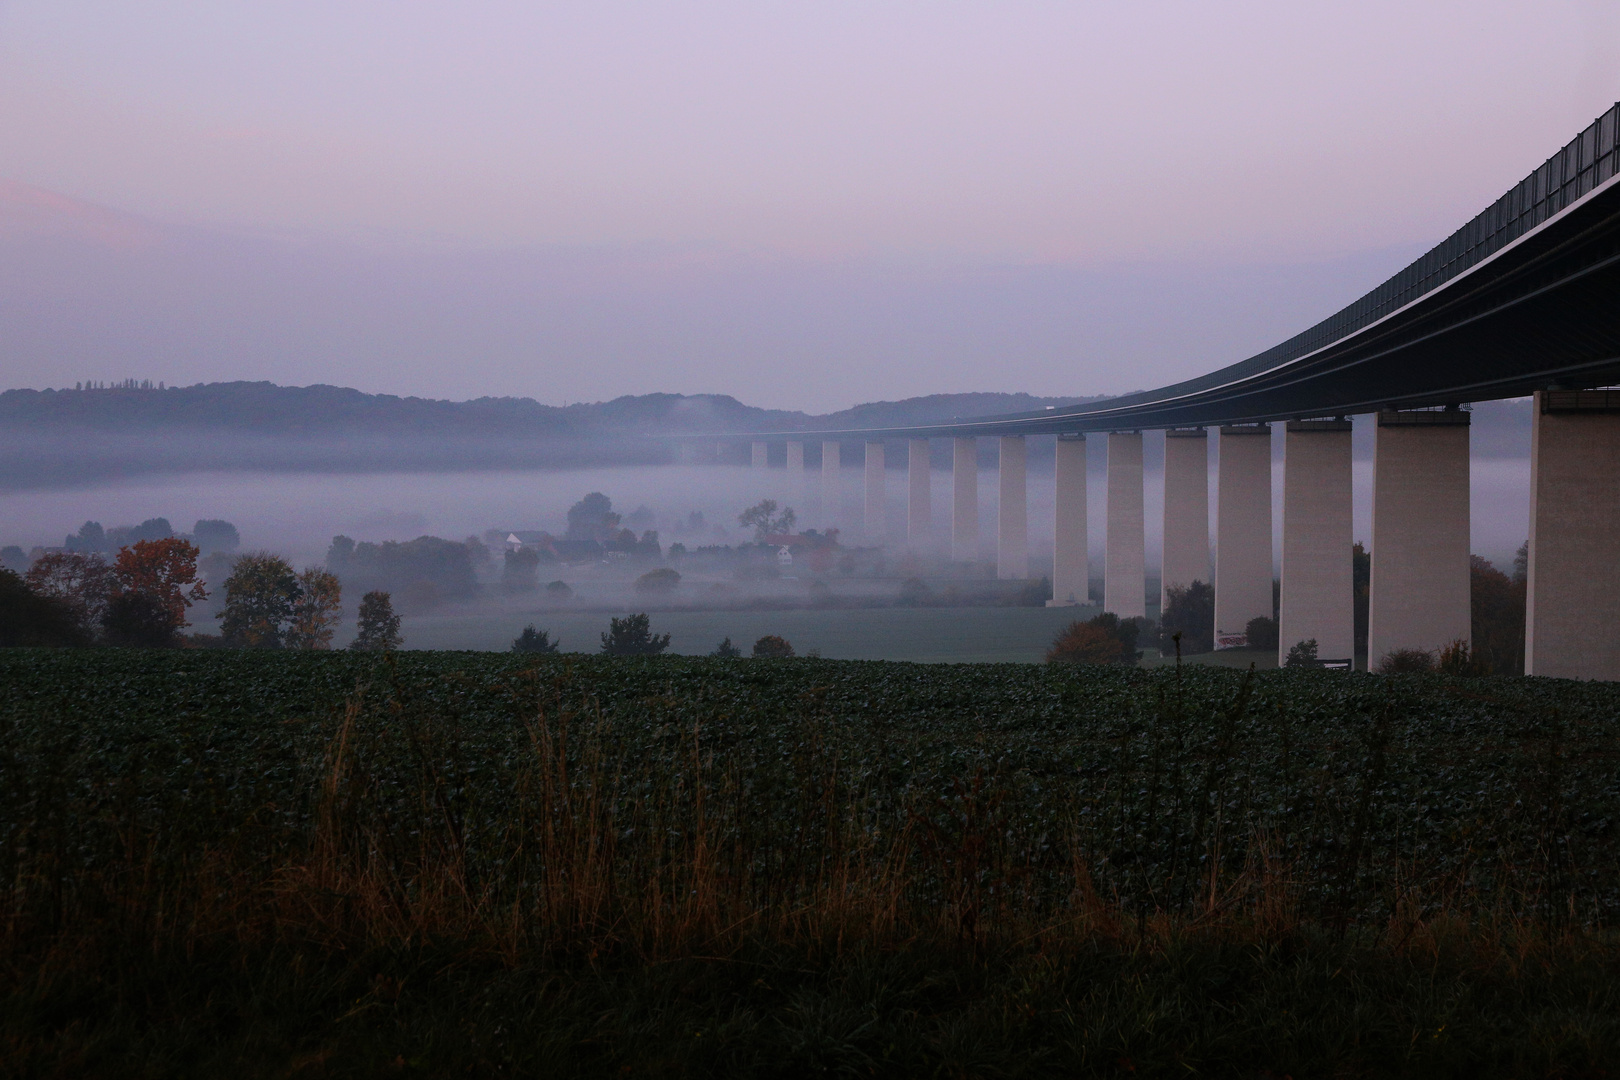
[2,649,1619,1077]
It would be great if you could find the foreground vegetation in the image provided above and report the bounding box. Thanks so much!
[2,649,1618,1076]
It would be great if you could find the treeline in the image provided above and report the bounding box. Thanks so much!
[1,541,406,653]
[0,381,1089,438]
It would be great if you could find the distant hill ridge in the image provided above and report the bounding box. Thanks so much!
[0,381,1096,436]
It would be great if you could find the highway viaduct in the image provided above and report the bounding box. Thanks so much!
[688,103,1620,680]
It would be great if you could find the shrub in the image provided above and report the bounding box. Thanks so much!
[1378,647,1435,674]
[710,637,742,658]
[1046,622,1124,664]
[634,568,682,595]
[1284,638,1319,667]
[752,635,794,658]
[600,613,670,656]
[896,577,932,606]
[512,625,560,654]
[1047,612,1141,665]
[1244,616,1279,651]
[1437,638,1487,677]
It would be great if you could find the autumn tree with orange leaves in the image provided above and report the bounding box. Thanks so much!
[110,538,207,635]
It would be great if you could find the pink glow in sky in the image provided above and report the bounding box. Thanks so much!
[1,2,1617,409]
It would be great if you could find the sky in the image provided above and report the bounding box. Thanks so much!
[2,1,1617,411]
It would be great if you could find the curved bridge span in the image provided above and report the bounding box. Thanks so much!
[692,106,1620,681]
[751,103,1620,440]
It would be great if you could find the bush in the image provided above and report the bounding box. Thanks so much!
[512,625,560,654]
[752,635,794,658]
[600,613,670,656]
[1378,647,1435,674]
[1047,612,1140,665]
[1160,580,1214,654]
[896,578,932,606]
[1284,638,1319,667]
[1244,616,1279,651]
[634,568,681,595]
[1438,638,1487,677]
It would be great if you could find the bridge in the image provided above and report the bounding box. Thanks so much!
[686,103,1620,680]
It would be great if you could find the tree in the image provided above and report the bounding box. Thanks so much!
[1244,616,1279,652]
[503,548,540,593]
[600,613,670,656]
[1,546,27,574]
[545,580,573,598]
[351,591,403,652]
[1284,638,1319,667]
[192,519,241,554]
[1159,580,1214,654]
[710,637,742,658]
[566,493,621,541]
[738,499,797,541]
[512,625,560,653]
[102,592,180,647]
[286,567,343,650]
[65,521,107,553]
[1471,554,1525,675]
[218,553,301,647]
[25,551,116,637]
[112,538,206,635]
[0,568,90,647]
[752,635,794,658]
[634,567,681,594]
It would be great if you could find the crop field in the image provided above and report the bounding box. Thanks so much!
[2,649,1618,1076]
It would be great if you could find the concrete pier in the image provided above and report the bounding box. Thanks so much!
[997,436,1027,579]
[751,440,767,469]
[1368,408,1470,664]
[1161,428,1210,609]
[908,439,931,545]
[821,441,842,531]
[1215,425,1273,647]
[864,441,886,543]
[1050,434,1087,606]
[1105,432,1146,618]
[1526,391,1620,679]
[1280,420,1354,664]
[952,437,979,563]
[787,441,805,511]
